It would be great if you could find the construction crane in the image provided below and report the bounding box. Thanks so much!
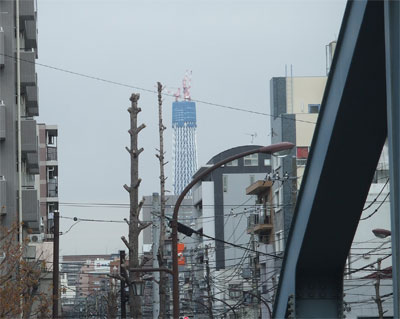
[182,70,192,101]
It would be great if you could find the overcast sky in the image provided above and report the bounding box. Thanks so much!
[36,0,346,255]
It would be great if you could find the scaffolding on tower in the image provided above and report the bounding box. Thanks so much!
[172,71,198,195]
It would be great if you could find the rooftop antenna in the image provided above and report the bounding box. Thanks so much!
[245,132,257,144]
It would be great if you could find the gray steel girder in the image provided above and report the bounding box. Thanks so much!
[273,1,388,317]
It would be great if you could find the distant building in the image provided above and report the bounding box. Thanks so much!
[0,0,40,234]
[190,145,272,317]
[61,254,115,287]
[37,124,58,237]
[61,254,119,318]
[172,100,198,195]
[270,75,327,241]
[269,42,392,318]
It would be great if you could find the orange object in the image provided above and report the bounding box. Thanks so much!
[177,243,185,265]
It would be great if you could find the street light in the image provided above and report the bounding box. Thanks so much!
[132,280,145,296]
[171,142,295,318]
[372,228,392,239]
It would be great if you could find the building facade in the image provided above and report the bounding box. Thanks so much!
[269,46,393,317]
[61,254,120,317]
[189,145,272,318]
[0,0,40,231]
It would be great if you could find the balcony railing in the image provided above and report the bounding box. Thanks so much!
[47,147,57,161]
[48,179,58,197]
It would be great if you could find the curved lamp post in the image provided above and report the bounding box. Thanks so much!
[171,142,295,318]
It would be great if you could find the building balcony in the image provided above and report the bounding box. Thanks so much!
[20,51,36,90]
[0,103,5,140]
[246,180,273,196]
[19,0,35,28]
[25,85,39,116]
[0,177,6,216]
[247,212,273,244]
[23,20,37,50]
[26,152,39,174]
[21,119,37,154]
[47,179,58,197]
[47,146,57,161]
[247,213,273,232]
[22,189,39,231]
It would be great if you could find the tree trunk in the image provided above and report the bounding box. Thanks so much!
[127,93,144,319]
[156,82,167,318]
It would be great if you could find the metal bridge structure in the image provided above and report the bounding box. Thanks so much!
[274,1,400,317]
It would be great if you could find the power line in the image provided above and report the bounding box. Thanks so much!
[3,52,318,124]
[362,178,389,211]
[360,192,390,221]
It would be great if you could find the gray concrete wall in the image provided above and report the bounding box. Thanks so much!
[197,145,272,269]
[0,0,39,229]
[223,172,264,268]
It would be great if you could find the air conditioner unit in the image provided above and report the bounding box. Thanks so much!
[28,233,44,243]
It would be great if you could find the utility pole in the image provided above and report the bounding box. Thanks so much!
[156,82,168,318]
[120,250,126,319]
[250,224,260,318]
[152,193,160,319]
[374,258,384,319]
[188,249,195,315]
[52,210,60,319]
[122,93,150,318]
[205,245,213,319]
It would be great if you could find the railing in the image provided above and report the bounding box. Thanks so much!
[47,146,57,161]
[48,179,58,197]
[248,210,272,228]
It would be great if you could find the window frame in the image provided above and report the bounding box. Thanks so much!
[226,159,238,167]
[244,153,259,166]
[308,103,321,114]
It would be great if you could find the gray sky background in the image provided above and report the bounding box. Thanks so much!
[36,0,346,255]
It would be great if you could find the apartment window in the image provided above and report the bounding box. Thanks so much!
[226,159,238,167]
[244,154,258,166]
[297,147,309,159]
[264,158,271,166]
[308,104,321,114]
[275,230,284,252]
[297,158,307,166]
[223,175,228,192]
[274,189,280,210]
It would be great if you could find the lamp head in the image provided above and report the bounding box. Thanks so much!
[372,228,391,239]
[258,142,294,155]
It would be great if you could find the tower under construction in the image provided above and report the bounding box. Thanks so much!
[172,72,198,195]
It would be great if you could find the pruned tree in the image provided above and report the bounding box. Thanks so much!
[122,93,151,318]
[156,82,168,318]
[106,280,118,319]
[0,222,51,318]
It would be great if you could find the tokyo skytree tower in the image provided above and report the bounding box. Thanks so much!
[172,72,198,195]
